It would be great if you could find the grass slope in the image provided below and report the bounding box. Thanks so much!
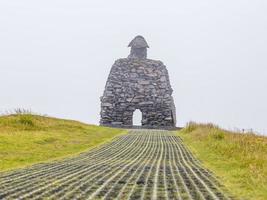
[178,122,267,200]
[0,114,125,172]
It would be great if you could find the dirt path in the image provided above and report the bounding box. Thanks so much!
[0,130,231,200]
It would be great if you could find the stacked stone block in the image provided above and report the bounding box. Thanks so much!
[100,58,176,127]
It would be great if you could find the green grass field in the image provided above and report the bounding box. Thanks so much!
[178,122,267,200]
[1,114,266,199]
[0,114,125,172]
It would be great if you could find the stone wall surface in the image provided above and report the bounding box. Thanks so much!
[100,58,176,127]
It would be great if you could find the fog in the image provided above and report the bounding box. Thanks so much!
[0,0,266,134]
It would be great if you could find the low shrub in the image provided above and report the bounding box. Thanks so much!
[18,115,35,127]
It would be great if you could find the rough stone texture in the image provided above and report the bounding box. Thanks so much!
[100,61,176,128]
[100,36,176,128]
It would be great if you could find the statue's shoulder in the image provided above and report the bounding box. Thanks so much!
[112,58,129,66]
[145,59,164,65]
[115,58,129,62]
[143,59,166,69]
[112,58,165,68]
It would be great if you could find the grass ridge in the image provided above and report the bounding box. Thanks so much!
[0,114,125,172]
[178,122,267,200]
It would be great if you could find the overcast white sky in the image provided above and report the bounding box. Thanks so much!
[0,0,266,134]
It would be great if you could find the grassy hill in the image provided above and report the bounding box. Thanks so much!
[0,114,125,172]
[1,114,266,199]
[178,122,267,200]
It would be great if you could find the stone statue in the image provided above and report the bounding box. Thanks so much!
[100,35,176,128]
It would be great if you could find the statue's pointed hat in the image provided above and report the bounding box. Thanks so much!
[128,35,149,48]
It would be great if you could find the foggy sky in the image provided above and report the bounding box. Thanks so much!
[0,0,266,134]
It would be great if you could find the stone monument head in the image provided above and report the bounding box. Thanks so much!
[128,35,149,59]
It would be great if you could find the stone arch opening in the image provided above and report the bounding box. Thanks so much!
[132,109,142,126]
